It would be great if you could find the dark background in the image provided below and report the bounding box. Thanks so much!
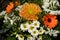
[0,0,60,40]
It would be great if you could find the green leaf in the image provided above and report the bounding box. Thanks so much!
[6,37,16,40]
[27,0,43,6]
[42,34,51,40]
[54,21,60,31]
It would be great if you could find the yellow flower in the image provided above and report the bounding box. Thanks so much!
[19,3,42,20]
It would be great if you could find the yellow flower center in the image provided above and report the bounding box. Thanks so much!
[23,25,26,28]
[28,8,33,14]
[30,26,34,30]
[34,23,37,26]
[39,29,42,33]
[33,31,36,34]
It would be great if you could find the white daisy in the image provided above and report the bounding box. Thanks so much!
[31,29,39,37]
[27,36,35,40]
[38,36,42,40]
[20,23,29,31]
[32,20,40,28]
[28,25,36,33]
[16,34,24,40]
[38,27,45,35]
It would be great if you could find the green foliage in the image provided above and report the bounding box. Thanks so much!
[27,0,43,6]
[42,34,51,40]
[38,11,46,26]
[54,21,60,31]
[6,37,16,40]
[19,0,27,5]
[14,10,19,16]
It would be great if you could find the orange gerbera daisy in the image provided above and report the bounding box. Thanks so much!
[19,3,42,20]
[6,2,14,13]
[42,14,58,29]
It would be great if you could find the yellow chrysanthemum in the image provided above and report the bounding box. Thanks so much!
[19,3,42,20]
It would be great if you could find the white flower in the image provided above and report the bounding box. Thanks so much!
[43,2,49,8]
[42,0,59,12]
[31,20,40,28]
[38,27,45,35]
[38,36,42,40]
[52,30,59,37]
[0,11,6,16]
[10,20,14,25]
[28,25,36,33]
[31,29,39,37]
[27,36,35,40]
[50,11,60,15]
[20,23,29,31]
[16,34,24,40]
[43,0,49,3]
[44,28,59,37]
[15,5,22,11]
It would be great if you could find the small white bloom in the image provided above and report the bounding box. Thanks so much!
[15,5,22,11]
[28,25,36,33]
[31,29,38,37]
[44,28,59,37]
[0,11,6,16]
[50,11,60,15]
[10,20,14,25]
[53,33,57,37]
[20,23,29,31]
[27,36,35,40]
[42,0,60,12]
[16,34,24,40]
[4,14,8,20]
[38,27,45,35]
[43,2,49,8]
[38,36,42,40]
[52,30,59,37]
[43,0,49,3]
[32,20,40,28]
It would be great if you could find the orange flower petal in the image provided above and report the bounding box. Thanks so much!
[19,3,42,20]
[42,14,58,29]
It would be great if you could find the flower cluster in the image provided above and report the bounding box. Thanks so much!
[20,21,41,37]
[0,0,60,40]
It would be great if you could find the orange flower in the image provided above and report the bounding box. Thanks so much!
[42,14,58,29]
[19,3,42,20]
[6,2,14,13]
[15,1,20,6]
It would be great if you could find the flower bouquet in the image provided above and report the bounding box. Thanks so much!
[0,0,60,40]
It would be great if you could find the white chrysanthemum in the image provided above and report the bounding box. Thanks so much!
[0,11,6,16]
[50,11,60,15]
[16,34,24,40]
[31,20,40,28]
[20,23,30,31]
[43,2,49,8]
[15,5,22,11]
[10,20,14,25]
[27,36,35,40]
[38,36,42,40]
[31,29,39,37]
[38,27,45,35]
[28,25,36,33]
[44,28,59,37]
[42,0,59,12]
[52,30,59,37]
